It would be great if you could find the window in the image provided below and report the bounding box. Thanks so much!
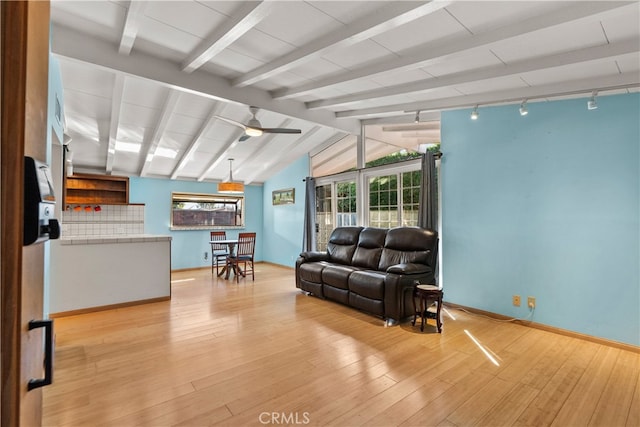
[368,174,399,228]
[315,184,333,251]
[171,192,244,230]
[402,170,421,226]
[336,180,357,227]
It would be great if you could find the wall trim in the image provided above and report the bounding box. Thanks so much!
[49,296,170,318]
[445,302,639,354]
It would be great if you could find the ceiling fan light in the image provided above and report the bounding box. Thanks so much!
[245,127,263,137]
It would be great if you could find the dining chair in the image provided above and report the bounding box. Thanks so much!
[209,231,229,275]
[226,232,256,283]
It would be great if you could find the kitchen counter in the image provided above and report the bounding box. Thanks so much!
[50,234,172,316]
[60,234,171,245]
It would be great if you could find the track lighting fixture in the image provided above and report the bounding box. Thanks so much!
[414,110,420,123]
[519,99,528,116]
[588,91,598,110]
[470,105,479,120]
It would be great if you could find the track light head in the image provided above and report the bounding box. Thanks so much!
[588,91,598,110]
[414,110,420,123]
[470,105,479,120]
[519,99,528,116]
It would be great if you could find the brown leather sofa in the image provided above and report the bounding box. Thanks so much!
[295,226,438,324]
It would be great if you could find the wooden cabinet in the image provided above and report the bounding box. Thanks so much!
[65,173,129,205]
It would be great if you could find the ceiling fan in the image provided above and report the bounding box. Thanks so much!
[214,106,302,142]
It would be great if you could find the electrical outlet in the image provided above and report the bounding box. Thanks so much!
[204,252,208,260]
[527,296,536,308]
[512,295,521,307]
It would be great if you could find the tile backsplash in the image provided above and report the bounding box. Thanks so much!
[61,205,145,236]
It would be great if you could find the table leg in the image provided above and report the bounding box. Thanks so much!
[436,295,443,333]
[420,296,426,332]
[412,290,418,326]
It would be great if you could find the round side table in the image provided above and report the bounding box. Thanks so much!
[412,284,443,333]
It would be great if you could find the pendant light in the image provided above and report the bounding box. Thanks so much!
[218,158,244,193]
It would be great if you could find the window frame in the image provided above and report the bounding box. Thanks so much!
[170,191,245,230]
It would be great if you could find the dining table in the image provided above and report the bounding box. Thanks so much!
[210,239,242,279]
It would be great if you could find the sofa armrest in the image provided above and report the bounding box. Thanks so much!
[386,263,432,275]
[299,251,330,262]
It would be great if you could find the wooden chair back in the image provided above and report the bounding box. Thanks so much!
[210,231,227,252]
[236,232,256,258]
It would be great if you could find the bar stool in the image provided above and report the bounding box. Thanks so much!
[412,284,443,333]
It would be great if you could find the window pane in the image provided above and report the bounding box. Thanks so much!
[171,192,244,229]
[315,184,333,251]
[336,181,357,227]
[401,171,421,226]
[369,175,398,228]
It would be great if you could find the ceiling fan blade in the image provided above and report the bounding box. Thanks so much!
[214,115,247,130]
[238,134,252,142]
[260,128,302,134]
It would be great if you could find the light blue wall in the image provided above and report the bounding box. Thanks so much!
[129,177,264,270]
[262,155,309,267]
[441,93,639,346]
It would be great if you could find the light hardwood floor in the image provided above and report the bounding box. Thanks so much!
[43,264,639,426]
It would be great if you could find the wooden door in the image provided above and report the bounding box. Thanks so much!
[1,2,51,426]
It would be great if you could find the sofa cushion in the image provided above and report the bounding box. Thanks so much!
[349,270,386,300]
[298,261,329,283]
[349,293,384,316]
[352,227,386,269]
[327,226,362,265]
[379,227,436,271]
[322,264,360,289]
[324,285,349,305]
[386,263,432,274]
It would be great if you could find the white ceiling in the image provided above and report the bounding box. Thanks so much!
[50,0,640,183]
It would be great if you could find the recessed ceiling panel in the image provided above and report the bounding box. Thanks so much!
[173,95,216,120]
[59,60,115,98]
[122,78,169,110]
[307,1,386,25]
[255,2,342,48]
[135,15,203,56]
[63,90,112,121]
[289,58,347,81]
[601,4,640,43]
[520,60,621,87]
[51,0,124,43]
[207,48,265,74]
[446,1,565,35]
[144,1,228,39]
[491,21,607,64]
[369,68,433,87]
[322,39,395,70]
[371,9,464,54]
[164,114,205,138]
[422,49,504,77]
[118,104,162,129]
[615,53,640,73]
[454,75,529,96]
[227,28,295,64]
